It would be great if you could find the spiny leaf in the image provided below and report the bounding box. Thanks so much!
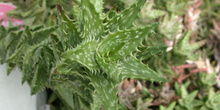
[88,74,119,110]
[105,5,117,20]
[31,25,58,45]
[7,43,29,64]
[31,59,49,95]
[22,47,35,84]
[31,45,55,94]
[137,46,167,60]
[73,4,83,30]
[98,23,158,61]
[118,56,166,82]
[22,41,50,84]
[50,34,64,60]
[5,31,23,74]
[95,54,119,81]
[52,73,93,109]
[81,0,104,40]
[63,40,99,70]
[105,0,147,32]
[57,4,82,48]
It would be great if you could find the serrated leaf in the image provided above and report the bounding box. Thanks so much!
[31,25,58,45]
[31,44,55,94]
[137,46,167,60]
[16,26,32,47]
[22,41,50,84]
[7,43,29,64]
[98,23,158,61]
[88,74,119,110]
[52,73,93,109]
[50,34,65,61]
[22,47,35,84]
[118,56,166,82]
[57,4,82,48]
[5,31,23,74]
[105,0,147,32]
[105,5,117,20]
[73,4,83,30]
[81,0,104,40]
[63,40,99,70]
[31,59,49,95]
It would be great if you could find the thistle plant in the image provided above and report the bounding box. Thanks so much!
[0,0,166,109]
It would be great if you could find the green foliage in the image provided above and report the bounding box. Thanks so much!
[1,0,219,109]
[0,0,166,109]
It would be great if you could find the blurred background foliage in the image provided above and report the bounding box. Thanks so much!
[0,0,219,109]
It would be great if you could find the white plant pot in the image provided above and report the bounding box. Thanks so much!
[0,64,48,110]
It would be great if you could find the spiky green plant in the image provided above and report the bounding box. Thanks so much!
[0,0,166,109]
